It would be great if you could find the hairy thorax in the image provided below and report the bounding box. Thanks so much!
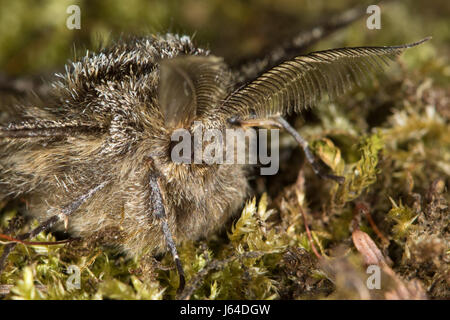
[0,34,249,257]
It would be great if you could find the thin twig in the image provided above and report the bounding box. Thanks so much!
[295,170,322,260]
[0,233,77,246]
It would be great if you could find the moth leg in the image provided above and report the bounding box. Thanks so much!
[274,116,344,183]
[0,181,109,274]
[148,174,185,293]
[228,116,344,183]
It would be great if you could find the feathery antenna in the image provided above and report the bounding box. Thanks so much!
[223,38,431,120]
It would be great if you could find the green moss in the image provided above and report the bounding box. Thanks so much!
[330,132,385,207]
[387,198,419,241]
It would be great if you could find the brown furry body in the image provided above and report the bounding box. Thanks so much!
[0,34,249,256]
[0,32,426,261]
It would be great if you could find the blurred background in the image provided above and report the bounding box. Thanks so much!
[0,0,448,78]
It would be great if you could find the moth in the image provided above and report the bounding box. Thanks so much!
[0,21,429,292]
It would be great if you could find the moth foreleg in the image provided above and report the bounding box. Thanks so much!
[148,173,185,294]
[274,116,345,183]
[228,115,344,183]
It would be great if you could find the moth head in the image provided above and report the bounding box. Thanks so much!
[157,55,231,169]
[158,55,230,130]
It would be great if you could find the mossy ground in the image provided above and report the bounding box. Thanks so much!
[0,0,448,299]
